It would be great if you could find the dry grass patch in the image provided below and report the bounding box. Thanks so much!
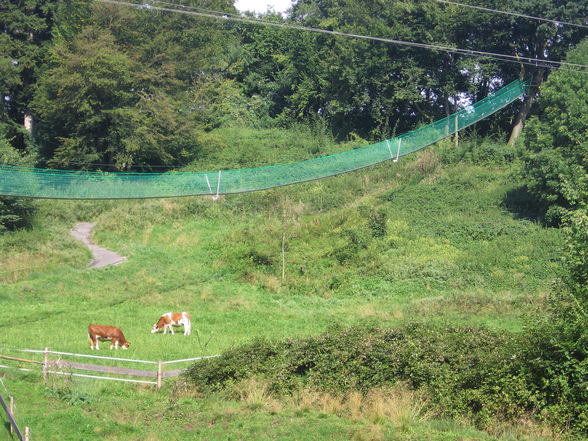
[233,378,283,412]
[289,384,430,428]
[488,416,562,441]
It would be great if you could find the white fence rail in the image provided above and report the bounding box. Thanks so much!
[0,348,219,388]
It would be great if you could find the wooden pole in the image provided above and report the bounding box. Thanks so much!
[281,231,286,282]
[9,396,14,435]
[156,361,162,389]
[0,355,42,364]
[43,347,49,384]
[454,114,459,147]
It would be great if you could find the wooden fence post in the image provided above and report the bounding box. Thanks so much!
[454,113,459,147]
[25,426,30,441]
[43,347,49,384]
[156,361,162,389]
[9,396,14,435]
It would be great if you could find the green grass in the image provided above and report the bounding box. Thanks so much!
[0,133,567,440]
[4,374,558,441]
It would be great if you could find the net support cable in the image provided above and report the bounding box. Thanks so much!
[0,80,527,200]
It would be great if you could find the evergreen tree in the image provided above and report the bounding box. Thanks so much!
[0,0,54,150]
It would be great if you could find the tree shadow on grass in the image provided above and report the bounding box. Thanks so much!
[502,186,547,223]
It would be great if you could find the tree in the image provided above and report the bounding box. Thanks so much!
[0,0,56,152]
[0,130,36,231]
[272,0,523,139]
[31,1,240,170]
[562,210,588,300]
[506,0,588,145]
[519,38,588,224]
[32,27,138,169]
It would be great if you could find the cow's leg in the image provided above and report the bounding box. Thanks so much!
[184,321,191,336]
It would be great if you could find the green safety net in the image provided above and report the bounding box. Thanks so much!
[0,80,527,200]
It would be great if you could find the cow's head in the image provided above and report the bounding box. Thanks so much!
[151,320,163,333]
[122,340,131,349]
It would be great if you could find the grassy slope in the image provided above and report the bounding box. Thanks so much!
[0,131,563,440]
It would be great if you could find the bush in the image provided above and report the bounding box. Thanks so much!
[436,137,517,166]
[185,324,527,425]
[521,288,588,432]
[0,132,36,232]
[0,198,36,232]
[186,320,588,433]
[518,39,588,225]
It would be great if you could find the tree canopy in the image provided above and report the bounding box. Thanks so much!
[521,38,588,225]
[0,0,587,169]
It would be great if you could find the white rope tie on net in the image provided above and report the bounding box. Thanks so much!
[205,174,213,195]
[393,138,402,163]
[213,170,222,201]
[385,139,393,159]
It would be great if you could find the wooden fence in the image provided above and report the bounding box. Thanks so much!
[0,348,218,388]
[0,394,30,441]
[0,349,219,440]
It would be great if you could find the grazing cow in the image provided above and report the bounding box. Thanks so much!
[151,312,191,336]
[88,324,131,350]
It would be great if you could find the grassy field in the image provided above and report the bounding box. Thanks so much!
[0,132,567,440]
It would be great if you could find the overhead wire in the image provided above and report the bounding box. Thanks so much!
[433,0,588,30]
[96,0,588,73]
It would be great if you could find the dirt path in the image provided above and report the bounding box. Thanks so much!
[70,222,127,269]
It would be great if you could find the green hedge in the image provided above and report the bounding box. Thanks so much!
[186,325,527,424]
[185,322,588,433]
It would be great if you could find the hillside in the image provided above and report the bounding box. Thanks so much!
[0,130,568,440]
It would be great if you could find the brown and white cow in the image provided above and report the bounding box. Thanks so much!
[88,324,131,350]
[151,312,191,336]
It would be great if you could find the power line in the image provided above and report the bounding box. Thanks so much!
[97,0,588,73]
[157,0,588,30]
[129,1,588,73]
[434,0,588,30]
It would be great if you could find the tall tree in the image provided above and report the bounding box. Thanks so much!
[32,0,239,170]
[519,38,588,224]
[505,0,588,145]
[0,0,54,150]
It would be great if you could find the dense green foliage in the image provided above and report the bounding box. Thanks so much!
[1,0,588,439]
[0,0,54,149]
[562,211,588,299]
[521,39,588,225]
[186,325,526,424]
[0,132,570,439]
[2,0,588,170]
[0,131,36,231]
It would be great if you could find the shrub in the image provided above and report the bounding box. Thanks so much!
[518,39,588,225]
[0,132,36,232]
[0,198,36,232]
[185,324,525,425]
[521,288,588,432]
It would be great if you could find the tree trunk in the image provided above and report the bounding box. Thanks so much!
[507,60,545,146]
[507,92,535,146]
[24,112,33,133]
